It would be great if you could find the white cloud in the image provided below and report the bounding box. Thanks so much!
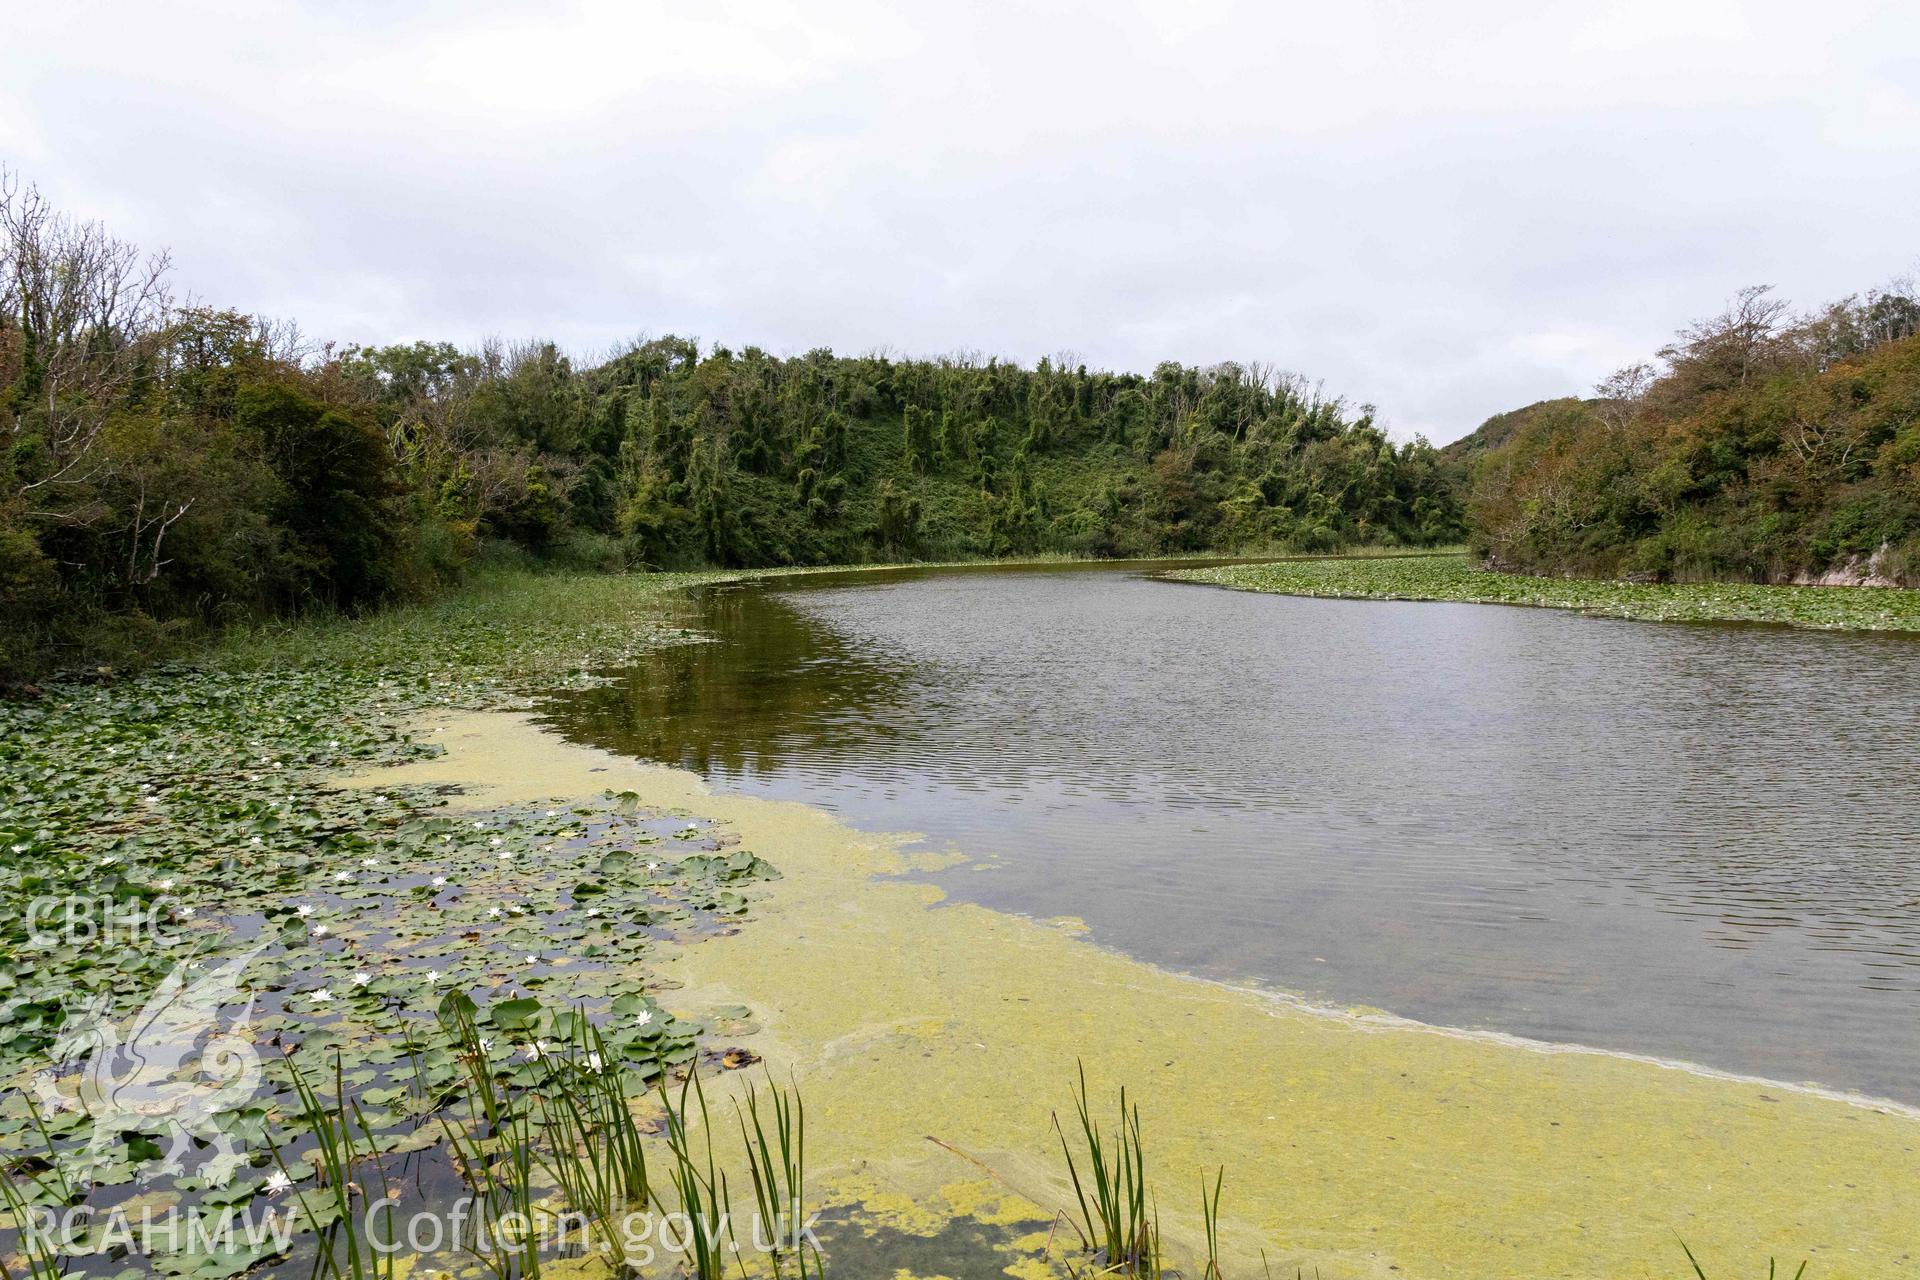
[2,0,1915,441]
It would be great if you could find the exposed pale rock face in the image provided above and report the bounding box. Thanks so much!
[1795,543,1909,589]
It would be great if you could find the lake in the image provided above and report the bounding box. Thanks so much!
[541,561,1920,1103]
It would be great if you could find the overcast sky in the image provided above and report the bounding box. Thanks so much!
[3,1,1915,443]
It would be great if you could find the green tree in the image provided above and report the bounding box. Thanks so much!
[236,382,405,609]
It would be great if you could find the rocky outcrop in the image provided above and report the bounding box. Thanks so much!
[1793,544,1910,589]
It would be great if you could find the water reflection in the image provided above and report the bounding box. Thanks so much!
[543,563,1920,1101]
[553,579,918,778]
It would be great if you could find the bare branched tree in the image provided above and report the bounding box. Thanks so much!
[1593,362,1655,431]
[125,477,193,585]
[1,167,174,497]
[1657,284,1791,393]
[1861,273,1920,349]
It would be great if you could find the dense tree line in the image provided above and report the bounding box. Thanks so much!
[342,337,1463,565]
[1,173,1462,679]
[1454,281,1920,584]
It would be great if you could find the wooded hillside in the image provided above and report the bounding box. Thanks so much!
[1,172,1461,679]
[1457,283,1920,584]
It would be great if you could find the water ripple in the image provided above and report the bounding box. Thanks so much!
[543,563,1920,1102]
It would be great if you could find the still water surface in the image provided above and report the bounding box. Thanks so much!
[541,562,1920,1101]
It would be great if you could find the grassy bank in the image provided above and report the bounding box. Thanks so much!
[1168,553,1920,631]
[6,544,1444,689]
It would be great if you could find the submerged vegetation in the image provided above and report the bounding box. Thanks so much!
[0,168,1461,683]
[1171,553,1920,631]
[0,567,779,1277]
[0,564,1833,1277]
[0,151,1897,1278]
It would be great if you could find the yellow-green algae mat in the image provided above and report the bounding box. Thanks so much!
[359,711,1919,1280]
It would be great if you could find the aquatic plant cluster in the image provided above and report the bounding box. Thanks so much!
[0,569,797,1277]
[1171,553,1920,631]
[0,563,1837,1279]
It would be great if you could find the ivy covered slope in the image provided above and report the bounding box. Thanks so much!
[1171,553,1920,631]
[0,570,780,1276]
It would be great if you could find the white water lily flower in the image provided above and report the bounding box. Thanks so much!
[489,837,503,847]
[472,821,487,830]
[431,876,448,887]
[311,925,329,938]
[585,907,602,917]
[632,1009,653,1027]
[335,871,353,882]
[497,851,512,861]
[352,972,372,987]
[545,809,557,818]
[180,906,197,918]
[101,855,120,866]
[585,1052,603,1071]
[361,858,378,867]
[424,970,441,985]
[309,989,333,1004]
[645,862,660,872]
[487,906,502,917]
[264,1170,293,1195]
[524,954,538,965]
[296,904,314,917]
[329,740,340,749]
[250,837,263,846]
[523,1041,550,1061]
[157,878,175,890]
[478,1037,495,1053]
[10,844,25,854]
